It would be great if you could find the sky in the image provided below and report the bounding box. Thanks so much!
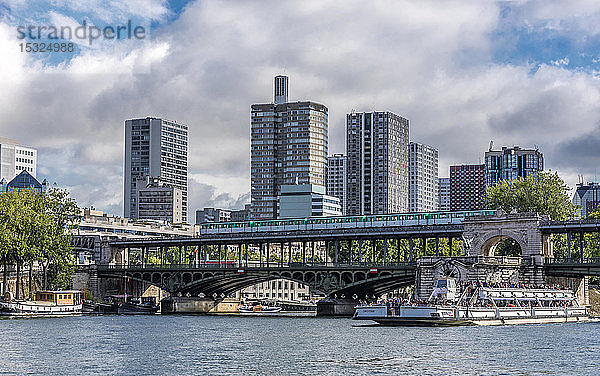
[1,0,600,219]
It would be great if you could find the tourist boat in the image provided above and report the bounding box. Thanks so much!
[0,290,83,317]
[353,278,589,326]
[238,304,282,314]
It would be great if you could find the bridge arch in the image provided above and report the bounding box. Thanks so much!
[479,231,526,257]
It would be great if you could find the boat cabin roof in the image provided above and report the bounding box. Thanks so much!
[37,290,82,294]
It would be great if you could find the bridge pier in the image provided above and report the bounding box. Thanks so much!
[161,296,239,314]
[316,297,358,316]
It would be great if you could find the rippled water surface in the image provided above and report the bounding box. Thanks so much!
[0,315,598,375]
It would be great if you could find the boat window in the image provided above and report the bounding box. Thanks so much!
[436,280,447,288]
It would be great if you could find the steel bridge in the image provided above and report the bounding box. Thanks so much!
[97,262,416,298]
[94,215,600,298]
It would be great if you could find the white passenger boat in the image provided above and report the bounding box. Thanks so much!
[353,278,589,326]
[0,291,83,317]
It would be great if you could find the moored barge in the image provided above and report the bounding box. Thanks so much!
[353,278,589,326]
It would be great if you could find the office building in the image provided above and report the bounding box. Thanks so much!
[124,117,188,222]
[231,204,251,222]
[250,76,328,219]
[485,145,544,186]
[409,142,438,212]
[195,207,232,224]
[450,164,486,211]
[572,182,600,218]
[326,154,347,215]
[438,177,450,211]
[278,184,341,218]
[0,137,37,182]
[346,111,409,215]
[135,177,183,223]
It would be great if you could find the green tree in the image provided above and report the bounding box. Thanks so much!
[485,171,576,220]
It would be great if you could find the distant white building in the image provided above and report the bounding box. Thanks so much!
[327,154,347,215]
[0,137,37,182]
[278,184,342,218]
[438,177,450,211]
[409,142,438,212]
[135,177,183,224]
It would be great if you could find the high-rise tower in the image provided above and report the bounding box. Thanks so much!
[346,111,409,215]
[124,117,188,222]
[250,77,328,219]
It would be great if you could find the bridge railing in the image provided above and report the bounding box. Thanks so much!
[96,261,417,270]
[545,257,600,264]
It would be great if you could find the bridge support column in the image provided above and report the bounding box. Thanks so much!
[409,238,414,261]
[384,239,388,265]
[580,232,584,261]
[449,237,453,256]
[598,231,600,258]
[334,240,339,265]
[302,241,306,264]
[311,241,315,265]
[435,237,439,257]
[567,232,572,260]
[316,297,358,316]
[358,239,363,264]
[266,242,270,267]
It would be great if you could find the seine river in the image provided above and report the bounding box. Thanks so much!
[0,315,598,375]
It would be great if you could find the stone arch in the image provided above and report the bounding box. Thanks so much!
[462,212,543,258]
[479,231,526,257]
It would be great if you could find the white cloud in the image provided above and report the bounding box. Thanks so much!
[2,0,600,220]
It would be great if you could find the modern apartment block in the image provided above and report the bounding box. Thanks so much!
[326,154,347,215]
[124,117,188,222]
[250,76,328,219]
[0,137,37,182]
[346,111,409,215]
[485,146,544,186]
[450,164,486,211]
[438,177,450,211]
[135,177,183,223]
[409,142,438,212]
[572,182,600,218]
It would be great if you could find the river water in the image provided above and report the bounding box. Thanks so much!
[0,315,598,375]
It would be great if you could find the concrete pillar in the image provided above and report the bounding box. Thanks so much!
[422,237,427,257]
[238,244,243,267]
[449,237,453,257]
[409,238,414,261]
[280,242,284,267]
[397,238,402,263]
[195,245,199,266]
[288,241,292,265]
[598,231,600,258]
[435,237,439,257]
[311,241,315,265]
[178,245,182,265]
